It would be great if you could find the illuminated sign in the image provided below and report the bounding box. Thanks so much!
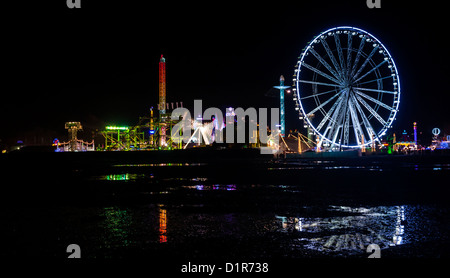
[106,126,129,131]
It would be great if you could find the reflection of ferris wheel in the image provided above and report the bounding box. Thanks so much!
[293,27,401,149]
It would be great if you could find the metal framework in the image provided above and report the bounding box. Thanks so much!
[101,126,145,151]
[99,113,184,151]
[96,55,188,151]
[287,132,317,153]
[293,27,400,150]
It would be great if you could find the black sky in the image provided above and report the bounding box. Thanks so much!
[2,0,449,144]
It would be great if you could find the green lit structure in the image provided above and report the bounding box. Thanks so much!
[61,55,186,152]
[100,114,182,151]
[101,126,145,151]
[95,55,185,151]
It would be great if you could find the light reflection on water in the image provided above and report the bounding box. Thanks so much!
[113,163,207,167]
[101,207,133,249]
[67,160,450,257]
[94,173,151,181]
[184,184,237,191]
[269,162,450,171]
[80,202,450,258]
[274,205,407,255]
[99,204,169,251]
[158,204,167,243]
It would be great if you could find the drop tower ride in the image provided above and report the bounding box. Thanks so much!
[159,55,167,147]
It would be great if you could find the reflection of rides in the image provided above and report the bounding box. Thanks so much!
[275,206,406,255]
[102,207,133,248]
[392,206,405,245]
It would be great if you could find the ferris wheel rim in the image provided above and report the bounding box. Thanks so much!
[295,26,401,148]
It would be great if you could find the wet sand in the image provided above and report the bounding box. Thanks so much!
[1,150,449,260]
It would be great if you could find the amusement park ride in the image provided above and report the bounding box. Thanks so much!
[53,27,447,154]
[292,26,401,152]
[97,55,186,151]
[54,122,94,152]
[56,55,222,152]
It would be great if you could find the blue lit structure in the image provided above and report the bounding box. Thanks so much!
[274,75,290,137]
[293,26,401,150]
[413,122,417,144]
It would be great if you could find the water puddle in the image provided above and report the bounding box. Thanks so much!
[113,163,207,167]
[93,173,152,181]
[182,184,237,191]
[271,205,440,256]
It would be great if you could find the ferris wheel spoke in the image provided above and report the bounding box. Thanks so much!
[352,46,379,82]
[300,88,338,100]
[353,93,387,127]
[355,87,397,95]
[354,90,394,111]
[315,89,347,131]
[346,33,353,76]
[299,79,344,88]
[301,62,342,85]
[334,34,346,73]
[343,108,350,146]
[320,38,343,79]
[351,93,380,142]
[357,75,392,86]
[348,97,363,146]
[353,60,388,84]
[329,96,349,146]
[318,95,346,146]
[307,88,345,117]
[309,48,341,81]
[350,38,366,77]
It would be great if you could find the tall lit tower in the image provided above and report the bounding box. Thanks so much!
[413,122,418,145]
[159,55,166,115]
[159,55,167,147]
[274,75,290,137]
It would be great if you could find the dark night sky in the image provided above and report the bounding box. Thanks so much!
[2,0,450,144]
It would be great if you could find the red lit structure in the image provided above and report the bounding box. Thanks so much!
[159,55,167,146]
[159,55,166,115]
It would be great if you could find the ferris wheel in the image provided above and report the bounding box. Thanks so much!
[293,26,400,149]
